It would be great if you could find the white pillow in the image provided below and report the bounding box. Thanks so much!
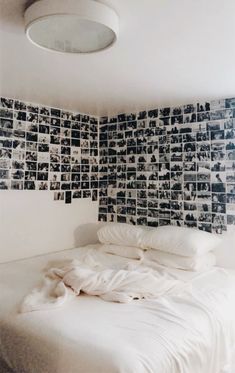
[99,244,144,259]
[97,223,145,248]
[144,249,216,271]
[141,225,221,257]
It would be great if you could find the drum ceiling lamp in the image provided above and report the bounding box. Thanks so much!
[24,0,119,53]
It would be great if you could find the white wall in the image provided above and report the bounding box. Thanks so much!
[0,191,99,263]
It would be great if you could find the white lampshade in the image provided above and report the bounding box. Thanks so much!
[24,0,119,53]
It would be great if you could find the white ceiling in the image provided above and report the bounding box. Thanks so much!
[1,0,235,116]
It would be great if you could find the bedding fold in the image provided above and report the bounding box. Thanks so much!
[20,252,190,312]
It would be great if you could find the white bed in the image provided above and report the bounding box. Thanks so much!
[1,245,235,373]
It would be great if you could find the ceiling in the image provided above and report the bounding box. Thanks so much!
[1,0,235,116]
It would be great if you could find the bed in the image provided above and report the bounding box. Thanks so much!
[1,244,235,373]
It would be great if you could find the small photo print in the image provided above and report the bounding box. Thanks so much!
[0,180,10,189]
[38,134,50,144]
[12,160,24,170]
[61,182,71,190]
[11,180,24,190]
[37,172,48,181]
[126,215,136,225]
[24,181,35,190]
[1,98,14,108]
[211,161,226,172]
[39,124,50,134]
[225,97,235,108]
[92,190,98,201]
[25,161,36,171]
[197,102,210,112]
[227,183,235,194]
[65,191,72,204]
[39,106,50,116]
[198,204,212,217]
[212,214,227,234]
[227,150,235,161]
[51,108,61,118]
[197,162,210,172]
[226,172,235,182]
[51,118,61,127]
[148,109,158,118]
[0,118,13,129]
[73,190,82,199]
[13,140,25,150]
[14,100,26,111]
[54,192,64,201]
[38,162,49,171]
[198,223,212,233]
[50,182,60,190]
[12,150,25,161]
[227,215,235,225]
[212,203,226,214]
[50,163,60,172]
[225,129,235,139]
[38,144,49,153]
[197,173,210,182]
[0,139,12,148]
[212,193,226,203]
[0,159,10,169]
[198,212,212,222]
[211,130,224,141]
[212,183,226,193]
[184,104,196,114]
[14,111,26,121]
[50,153,60,163]
[83,190,91,198]
[26,132,38,142]
[0,148,11,159]
[211,172,226,183]
[0,108,13,119]
[99,213,107,222]
[159,107,171,117]
[196,132,209,142]
[37,181,48,190]
[0,169,9,179]
[25,171,36,180]
[0,129,13,138]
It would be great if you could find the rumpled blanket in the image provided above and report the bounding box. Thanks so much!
[20,252,190,312]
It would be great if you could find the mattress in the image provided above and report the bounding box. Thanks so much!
[1,245,235,373]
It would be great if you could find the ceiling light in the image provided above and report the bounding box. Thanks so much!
[24,0,119,54]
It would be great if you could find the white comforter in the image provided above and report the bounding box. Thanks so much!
[21,251,189,311]
[1,245,235,373]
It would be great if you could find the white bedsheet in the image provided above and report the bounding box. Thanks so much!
[1,245,235,373]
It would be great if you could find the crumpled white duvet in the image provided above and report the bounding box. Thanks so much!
[20,252,190,312]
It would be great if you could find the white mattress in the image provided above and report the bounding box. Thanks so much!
[1,245,235,373]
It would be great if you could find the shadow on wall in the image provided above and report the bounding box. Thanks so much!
[215,226,235,269]
[73,222,106,247]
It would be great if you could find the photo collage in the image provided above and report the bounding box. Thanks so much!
[98,98,235,234]
[0,97,99,203]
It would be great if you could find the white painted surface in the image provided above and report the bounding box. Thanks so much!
[214,227,235,269]
[1,0,235,115]
[0,191,99,263]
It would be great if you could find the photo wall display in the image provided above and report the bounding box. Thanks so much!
[0,97,99,204]
[98,97,235,234]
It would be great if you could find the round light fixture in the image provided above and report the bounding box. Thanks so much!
[24,0,119,53]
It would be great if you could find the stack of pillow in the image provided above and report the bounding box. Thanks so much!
[97,223,145,259]
[141,225,220,271]
[97,223,221,271]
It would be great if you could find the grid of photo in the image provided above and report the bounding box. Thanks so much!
[98,98,235,234]
[0,97,99,204]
